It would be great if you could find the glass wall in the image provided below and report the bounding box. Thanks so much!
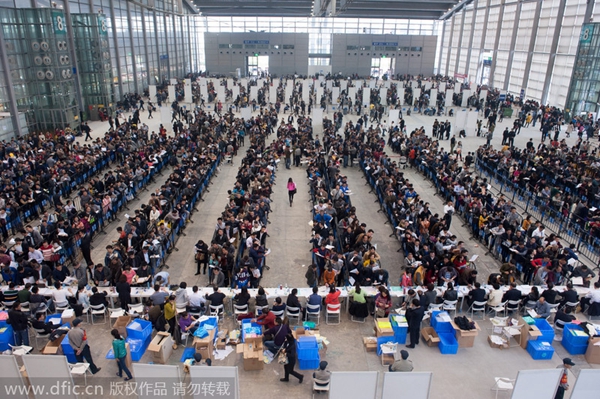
[437,0,590,108]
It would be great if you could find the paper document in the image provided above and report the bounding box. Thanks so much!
[570,277,584,286]
[469,255,479,262]
[527,309,538,318]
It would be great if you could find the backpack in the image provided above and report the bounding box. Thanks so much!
[454,315,475,331]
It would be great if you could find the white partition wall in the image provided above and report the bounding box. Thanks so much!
[303,80,311,101]
[313,108,323,133]
[479,89,488,100]
[382,372,432,399]
[510,369,562,399]
[227,78,233,88]
[316,86,324,104]
[250,86,258,101]
[217,85,226,103]
[149,85,156,102]
[332,87,340,104]
[348,87,356,101]
[362,88,371,106]
[22,355,77,399]
[340,80,348,92]
[133,364,182,399]
[461,90,471,107]
[184,81,192,103]
[168,85,175,101]
[232,86,240,100]
[269,87,277,103]
[0,356,28,399]
[439,82,446,91]
[389,109,400,124]
[329,372,378,399]
[398,88,405,105]
[570,369,600,399]
[241,108,252,120]
[189,366,240,399]
[430,89,438,105]
[445,89,454,107]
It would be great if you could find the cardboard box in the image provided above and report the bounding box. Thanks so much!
[375,318,394,337]
[421,327,440,347]
[124,343,133,369]
[194,329,216,361]
[518,317,542,349]
[236,340,264,370]
[381,353,395,365]
[61,309,76,326]
[450,319,481,348]
[148,332,174,364]
[364,337,378,352]
[113,316,132,338]
[488,335,509,350]
[216,329,228,350]
[42,333,66,355]
[585,337,600,364]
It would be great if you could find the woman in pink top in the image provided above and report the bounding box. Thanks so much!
[121,265,137,284]
[287,177,297,207]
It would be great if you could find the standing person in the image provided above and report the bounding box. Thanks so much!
[164,295,179,349]
[111,329,133,381]
[8,302,29,346]
[443,201,455,229]
[287,178,297,207]
[69,318,101,374]
[279,333,304,383]
[555,358,575,399]
[115,275,131,311]
[405,298,425,348]
[79,231,94,267]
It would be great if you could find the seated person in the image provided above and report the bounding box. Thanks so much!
[467,282,486,306]
[233,287,251,308]
[374,287,392,317]
[348,283,369,318]
[31,312,56,335]
[532,296,551,318]
[313,361,331,388]
[541,282,559,305]
[307,286,322,311]
[89,287,108,306]
[178,312,198,335]
[442,283,458,302]
[205,285,226,311]
[255,309,276,330]
[272,297,286,313]
[554,306,576,328]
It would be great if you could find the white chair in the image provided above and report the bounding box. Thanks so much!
[564,301,579,311]
[547,302,560,316]
[488,301,507,318]
[69,362,92,385]
[312,379,331,398]
[55,300,70,313]
[255,305,269,317]
[31,302,48,318]
[506,300,521,314]
[108,307,126,320]
[442,300,458,317]
[286,306,301,325]
[428,303,443,311]
[32,328,50,349]
[209,304,224,322]
[80,305,90,324]
[1,300,15,308]
[468,300,487,320]
[19,301,31,316]
[491,377,514,398]
[89,304,107,324]
[306,303,321,325]
[234,304,249,317]
[523,300,536,314]
[180,331,192,347]
[128,303,144,316]
[9,344,32,357]
[176,302,188,314]
[326,304,341,325]
[272,309,285,318]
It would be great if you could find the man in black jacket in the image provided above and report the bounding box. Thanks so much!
[405,298,425,348]
[502,282,523,303]
[8,302,29,345]
[79,231,94,266]
[468,282,487,306]
[559,283,579,308]
[32,312,56,335]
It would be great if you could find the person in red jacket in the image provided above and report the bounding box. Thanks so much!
[254,310,276,330]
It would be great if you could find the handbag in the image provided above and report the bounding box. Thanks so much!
[291,188,297,195]
[277,350,289,365]
[195,252,205,261]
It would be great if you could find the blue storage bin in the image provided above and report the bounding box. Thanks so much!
[562,339,588,356]
[298,357,320,370]
[127,335,151,361]
[430,311,448,330]
[562,324,589,346]
[0,325,14,351]
[45,314,62,326]
[527,340,555,360]
[394,331,407,344]
[438,332,458,355]
[376,336,398,356]
[60,332,77,363]
[435,321,455,334]
[297,337,319,359]
[241,321,260,343]
[534,319,554,343]
[199,316,218,329]
[126,319,153,341]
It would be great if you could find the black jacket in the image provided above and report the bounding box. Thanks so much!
[8,309,28,331]
[502,288,523,303]
[469,288,487,303]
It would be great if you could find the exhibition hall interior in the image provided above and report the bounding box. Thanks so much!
[0,0,599,398]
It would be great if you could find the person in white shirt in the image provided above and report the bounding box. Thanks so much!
[581,281,600,313]
[28,247,44,264]
[443,201,455,229]
[153,271,170,287]
[188,285,207,311]
[532,225,546,243]
[52,281,70,307]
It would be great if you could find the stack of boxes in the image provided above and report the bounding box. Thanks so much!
[525,318,555,360]
[562,324,590,355]
[431,311,458,354]
[193,317,219,363]
[297,336,320,370]
[236,319,263,370]
[375,318,396,365]
[126,319,153,361]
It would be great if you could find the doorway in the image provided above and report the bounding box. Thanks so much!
[371,57,395,78]
[247,55,269,77]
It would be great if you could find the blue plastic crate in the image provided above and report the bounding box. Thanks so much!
[394,331,407,344]
[562,324,589,347]
[534,319,554,343]
[297,337,319,359]
[298,356,320,370]
[126,319,153,341]
[438,332,458,355]
[527,340,554,360]
[0,325,14,351]
[376,336,398,356]
[430,311,445,330]
[562,339,588,356]
[60,332,77,363]
[434,320,455,334]
[127,335,152,361]
[45,313,62,326]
